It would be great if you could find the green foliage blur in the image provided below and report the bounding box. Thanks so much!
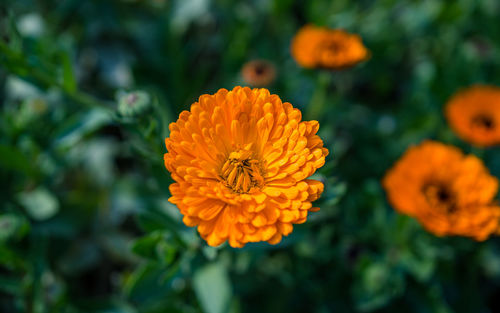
[2,0,500,312]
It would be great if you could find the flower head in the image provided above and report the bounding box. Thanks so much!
[291,25,369,69]
[383,141,500,241]
[445,85,500,147]
[164,87,329,247]
[241,59,276,87]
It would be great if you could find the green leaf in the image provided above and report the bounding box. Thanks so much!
[0,275,23,295]
[71,298,137,313]
[132,233,162,260]
[353,260,405,312]
[17,187,59,221]
[54,108,112,149]
[135,210,180,233]
[0,9,23,53]
[132,231,177,265]
[58,240,101,274]
[123,263,175,304]
[61,51,77,93]
[193,262,233,313]
[0,245,26,269]
[0,144,35,175]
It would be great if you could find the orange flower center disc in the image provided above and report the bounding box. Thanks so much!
[220,150,265,194]
[471,114,495,131]
[422,183,457,213]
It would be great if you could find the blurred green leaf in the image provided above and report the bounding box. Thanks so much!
[193,262,233,313]
[73,298,137,313]
[353,260,405,312]
[58,240,101,274]
[0,144,35,175]
[132,231,177,265]
[55,108,112,149]
[132,233,162,260]
[480,247,500,278]
[124,263,175,304]
[0,275,23,295]
[17,187,59,221]
[60,51,77,93]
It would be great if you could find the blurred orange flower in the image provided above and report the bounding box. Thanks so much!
[241,59,276,87]
[383,141,500,241]
[291,25,369,69]
[164,86,329,247]
[445,85,500,147]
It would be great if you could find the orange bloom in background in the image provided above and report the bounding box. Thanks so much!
[383,141,500,241]
[164,86,329,247]
[291,25,369,69]
[241,59,276,87]
[445,85,500,147]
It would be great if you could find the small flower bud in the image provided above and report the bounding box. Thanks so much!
[117,90,151,117]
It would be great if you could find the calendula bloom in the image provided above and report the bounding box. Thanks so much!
[291,25,369,69]
[164,87,328,247]
[445,85,500,147]
[383,141,500,241]
[241,59,276,87]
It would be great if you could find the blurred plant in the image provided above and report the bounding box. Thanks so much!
[291,25,369,70]
[2,0,500,312]
[383,141,500,241]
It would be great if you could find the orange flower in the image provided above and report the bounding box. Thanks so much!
[241,59,276,87]
[383,141,500,241]
[291,25,369,69]
[164,87,329,247]
[445,85,500,147]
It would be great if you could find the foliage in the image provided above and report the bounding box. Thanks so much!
[2,0,500,312]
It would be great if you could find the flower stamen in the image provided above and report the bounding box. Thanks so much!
[471,114,495,130]
[220,150,264,194]
[422,182,456,213]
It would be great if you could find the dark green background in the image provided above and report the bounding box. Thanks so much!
[2,0,500,312]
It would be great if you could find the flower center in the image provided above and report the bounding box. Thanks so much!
[471,114,495,130]
[326,41,342,53]
[254,63,266,76]
[220,150,264,194]
[422,183,456,213]
[127,93,138,106]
